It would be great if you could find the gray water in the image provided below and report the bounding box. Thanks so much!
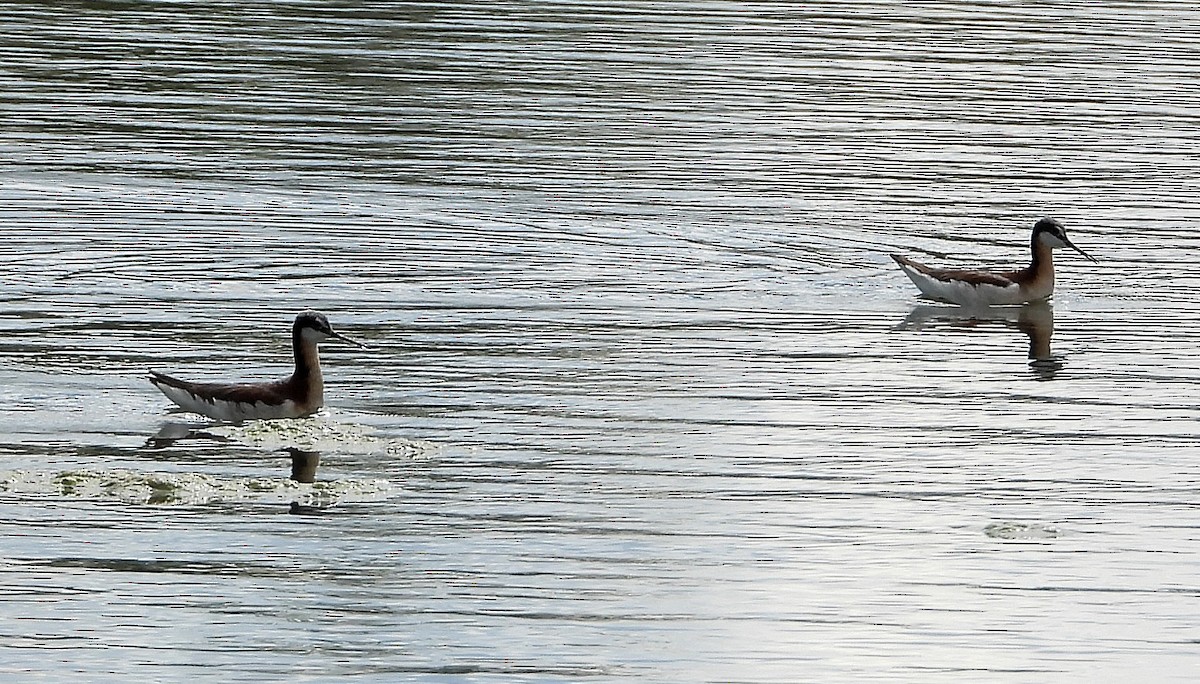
[2,2,1200,681]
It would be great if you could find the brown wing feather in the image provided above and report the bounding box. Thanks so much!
[149,370,294,406]
[892,254,1019,288]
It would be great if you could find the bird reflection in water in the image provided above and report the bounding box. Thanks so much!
[287,447,320,483]
[897,300,1062,379]
[285,449,329,515]
[145,423,326,510]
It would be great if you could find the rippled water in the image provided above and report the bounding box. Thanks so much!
[3,2,1200,681]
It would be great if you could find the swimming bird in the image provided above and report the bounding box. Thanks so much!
[892,217,1097,306]
[149,311,365,422]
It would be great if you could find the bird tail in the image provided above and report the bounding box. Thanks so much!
[148,370,189,391]
[890,254,931,275]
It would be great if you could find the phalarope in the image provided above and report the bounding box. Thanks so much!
[149,311,365,422]
[892,217,1096,306]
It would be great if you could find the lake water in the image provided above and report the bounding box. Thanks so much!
[2,2,1200,681]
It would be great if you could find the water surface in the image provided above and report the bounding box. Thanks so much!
[2,2,1200,681]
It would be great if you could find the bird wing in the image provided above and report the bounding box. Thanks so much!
[149,370,294,407]
[891,255,1016,287]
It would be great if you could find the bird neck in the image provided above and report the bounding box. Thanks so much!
[293,335,324,384]
[1029,237,1055,282]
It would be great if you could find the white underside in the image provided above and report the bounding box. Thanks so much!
[154,383,307,422]
[898,264,1044,307]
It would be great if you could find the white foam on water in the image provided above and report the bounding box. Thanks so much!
[0,468,395,506]
[206,414,437,459]
[984,522,1064,540]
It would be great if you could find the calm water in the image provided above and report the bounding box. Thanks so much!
[2,2,1200,681]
